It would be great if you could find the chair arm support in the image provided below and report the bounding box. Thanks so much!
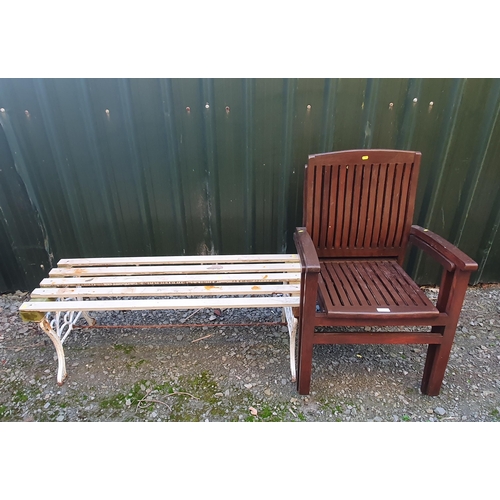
[293,228,320,273]
[409,225,478,273]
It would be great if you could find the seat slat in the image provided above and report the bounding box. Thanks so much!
[322,262,351,307]
[41,272,302,287]
[386,261,433,307]
[49,262,301,277]
[350,261,386,307]
[339,260,373,307]
[318,260,438,318]
[336,261,366,307]
[373,261,413,306]
[20,296,300,313]
[31,284,301,298]
[57,254,300,267]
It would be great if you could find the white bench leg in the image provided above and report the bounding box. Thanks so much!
[39,301,86,386]
[283,307,298,382]
[40,316,67,385]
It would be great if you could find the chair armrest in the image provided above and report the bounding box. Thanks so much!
[409,225,478,273]
[293,228,320,273]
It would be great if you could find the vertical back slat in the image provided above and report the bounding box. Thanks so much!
[371,163,387,247]
[311,165,323,244]
[379,163,396,247]
[305,150,421,258]
[319,165,332,249]
[362,163,378,248]
[394,164,412,247]
[386,163,404,247]
[334,165,347,248]
[348,164,363,248]
[341,165,354,248]
[304,164,314,230]
[356,164,371,248]
[326,165,338,249]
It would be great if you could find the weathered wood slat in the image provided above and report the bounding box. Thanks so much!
[41,272,301,287]
[49,262,301,277]
[31,284,301,298]
[57,254,300,267]
[20,296,300,313]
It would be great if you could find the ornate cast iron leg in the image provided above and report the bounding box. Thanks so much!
[38,299,94,385]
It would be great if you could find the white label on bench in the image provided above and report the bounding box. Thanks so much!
[376,308,391,313]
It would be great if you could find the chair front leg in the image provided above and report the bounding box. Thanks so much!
[297,270,319,395]
[421,268,472,396]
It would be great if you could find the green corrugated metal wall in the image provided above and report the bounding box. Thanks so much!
[1,78,499,292]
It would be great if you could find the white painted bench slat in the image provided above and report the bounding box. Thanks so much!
[41,272,301,287]
[20,296,300,313]
[30,284,301,298]
[58,254,300,267]
[49,262,301,277]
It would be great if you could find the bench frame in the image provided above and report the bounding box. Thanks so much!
[19,254,301,386]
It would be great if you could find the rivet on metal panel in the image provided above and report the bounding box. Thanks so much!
[412,98,418,103]
[186,107,191,112]
[0,108,5,112]
[429,101,434,106]
[389,102,394,108]
[205,103,210,109]
[225,106,230,113]
[105,109,110,115]
[24,110,30,117]
[306,104,311,109]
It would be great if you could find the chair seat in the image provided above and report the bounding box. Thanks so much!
[317,259,439,320]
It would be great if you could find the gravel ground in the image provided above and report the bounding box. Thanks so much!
[1,285,500,423]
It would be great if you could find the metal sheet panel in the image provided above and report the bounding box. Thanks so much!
[1,78,499,291]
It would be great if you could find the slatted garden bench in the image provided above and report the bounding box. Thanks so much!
[19,254,301,386]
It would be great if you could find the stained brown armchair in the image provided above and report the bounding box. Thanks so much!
[294,149,478,395]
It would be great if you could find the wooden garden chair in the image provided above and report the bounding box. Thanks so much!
[294,149,478,395]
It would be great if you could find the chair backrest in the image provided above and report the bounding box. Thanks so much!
[303,149,421,262]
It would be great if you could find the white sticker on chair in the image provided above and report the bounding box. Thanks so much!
[377,308,391,312]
